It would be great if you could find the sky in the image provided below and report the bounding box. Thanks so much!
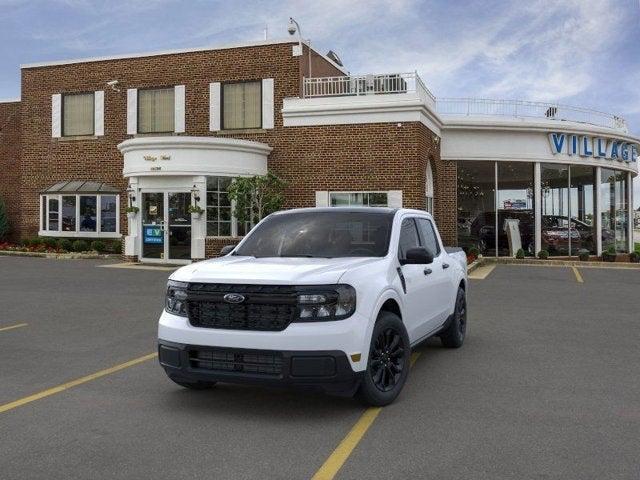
[1,0,639,204]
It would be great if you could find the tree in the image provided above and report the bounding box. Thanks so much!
[227,173,287,227]
[0,197,9,241]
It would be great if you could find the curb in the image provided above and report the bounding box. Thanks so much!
[483,257,640,270]
[0,250,119,260]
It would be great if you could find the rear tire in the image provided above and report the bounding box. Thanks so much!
[439,287,467,348]
[357,311,411,406]
[168,376,216,390]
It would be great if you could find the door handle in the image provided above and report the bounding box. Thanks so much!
[423,268,432,275]
[442,263,450,269]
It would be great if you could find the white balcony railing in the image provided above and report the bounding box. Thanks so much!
[303,72,436,107]
[436,98,628,132]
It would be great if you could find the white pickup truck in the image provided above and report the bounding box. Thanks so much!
[158,208,468,405]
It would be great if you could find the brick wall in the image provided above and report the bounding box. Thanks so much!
[0,101,21,240]
[15,41,454,259]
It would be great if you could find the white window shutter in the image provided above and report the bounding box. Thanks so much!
[51,94,62,138]
[315,191,329,207]
[94,90,104,136]
[174,85,185,133]
[126,88,137,135]
[262,78,274,129]
[209,82,221,131]
[387,190,403,208]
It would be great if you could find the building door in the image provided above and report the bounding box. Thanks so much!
[141,192,191,263]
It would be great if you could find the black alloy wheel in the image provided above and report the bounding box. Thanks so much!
[370,327,406,392]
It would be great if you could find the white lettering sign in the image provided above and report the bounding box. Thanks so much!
[548,133,638,163]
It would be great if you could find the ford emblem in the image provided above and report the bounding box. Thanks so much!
[223,293,245,304]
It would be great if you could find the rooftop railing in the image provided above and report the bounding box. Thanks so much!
[302,72,436,107]
[301,74,628,132]
[436,97,628,132]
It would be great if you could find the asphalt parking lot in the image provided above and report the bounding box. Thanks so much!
[1,257,639,479]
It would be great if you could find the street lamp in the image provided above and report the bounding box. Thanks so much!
[288,17,312,78]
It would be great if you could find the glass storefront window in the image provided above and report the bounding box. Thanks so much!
[329,192,389,207]
[48,197,59,231]
[601,168,628,253]
[206,176,233,236]
[569,166,596,255]
[457,161,496,256]
[497,163,535,256]
[100,195,117,233]
[79,196,97,232]
[541,164,570,255]
[61,196,76,232]
[40,193,118,236]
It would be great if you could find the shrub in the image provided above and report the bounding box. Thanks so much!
[109,239,122,254]
[90,240,106,252]
[629,251,640,263]
[537,250,549,260]
[577,249,590,261]
[42,237,58,249]
[30,237,42,247]
[602,245,617,262]
[515,248,525,259]
[21,238,31,247]
[72,239,89,252]
[58,238,73,252]
[0,197,9,241]
[468,246,480,257]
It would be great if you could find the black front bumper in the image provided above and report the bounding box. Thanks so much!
[158,340,363,396]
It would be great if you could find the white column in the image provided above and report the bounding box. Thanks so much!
[191,175,207,260]
[534,162,541,255]
[595,167,602,256]
[628,171,634,253]
[124,177,139,258]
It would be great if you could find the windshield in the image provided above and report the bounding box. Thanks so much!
[235,211,393,258]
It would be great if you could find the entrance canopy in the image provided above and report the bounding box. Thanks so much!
[41,180,120,194]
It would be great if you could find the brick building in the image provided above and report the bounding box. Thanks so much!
[0,38,638,262]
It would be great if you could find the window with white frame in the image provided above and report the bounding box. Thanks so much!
[426,161,434,215]
[329,192,389,207]
[40,193,119,237]
[138,87,175,133]
[205,176,251,237]
[222,81,262,130]
[63,92,94,136]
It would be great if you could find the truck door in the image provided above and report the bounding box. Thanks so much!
[415,218,452,336]
[397,217,440,342]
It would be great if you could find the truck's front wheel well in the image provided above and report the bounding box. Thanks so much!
[379,299,401,320]
[459,279,466,291]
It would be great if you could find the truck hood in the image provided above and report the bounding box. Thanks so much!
[171,256,383,285]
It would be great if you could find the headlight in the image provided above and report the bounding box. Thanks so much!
[295,285,356,322]
[166,280,189,317]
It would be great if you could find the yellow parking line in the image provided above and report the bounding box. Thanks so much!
[0,352,157,414]
[571,266,584,283]
[0,323,28,333]
[311,352,421,480]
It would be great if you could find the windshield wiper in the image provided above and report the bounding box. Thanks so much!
[279,254,334,258]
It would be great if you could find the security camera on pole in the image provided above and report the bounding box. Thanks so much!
[288,17,311,78]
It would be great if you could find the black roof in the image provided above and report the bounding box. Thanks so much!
[41,180,120,194]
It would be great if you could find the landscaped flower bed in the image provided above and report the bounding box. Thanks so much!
[0,238,122,255]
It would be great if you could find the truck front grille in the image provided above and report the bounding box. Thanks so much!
[188,347,283,376]
[186,284,297,331]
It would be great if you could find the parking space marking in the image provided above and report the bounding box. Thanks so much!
[0,352,157,414]
[311,352,421,480]
[468,264,496,280]
[572,266,584,283]
[0,323,28,333]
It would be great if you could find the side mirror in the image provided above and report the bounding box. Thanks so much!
[401,247,434,265]
[220,244,237,256]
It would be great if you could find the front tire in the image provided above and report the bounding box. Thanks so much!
[357,311,411,406]
[439,287,467,348]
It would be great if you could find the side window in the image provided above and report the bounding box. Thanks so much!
[398,218,421,259]
[416,218,441,255]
